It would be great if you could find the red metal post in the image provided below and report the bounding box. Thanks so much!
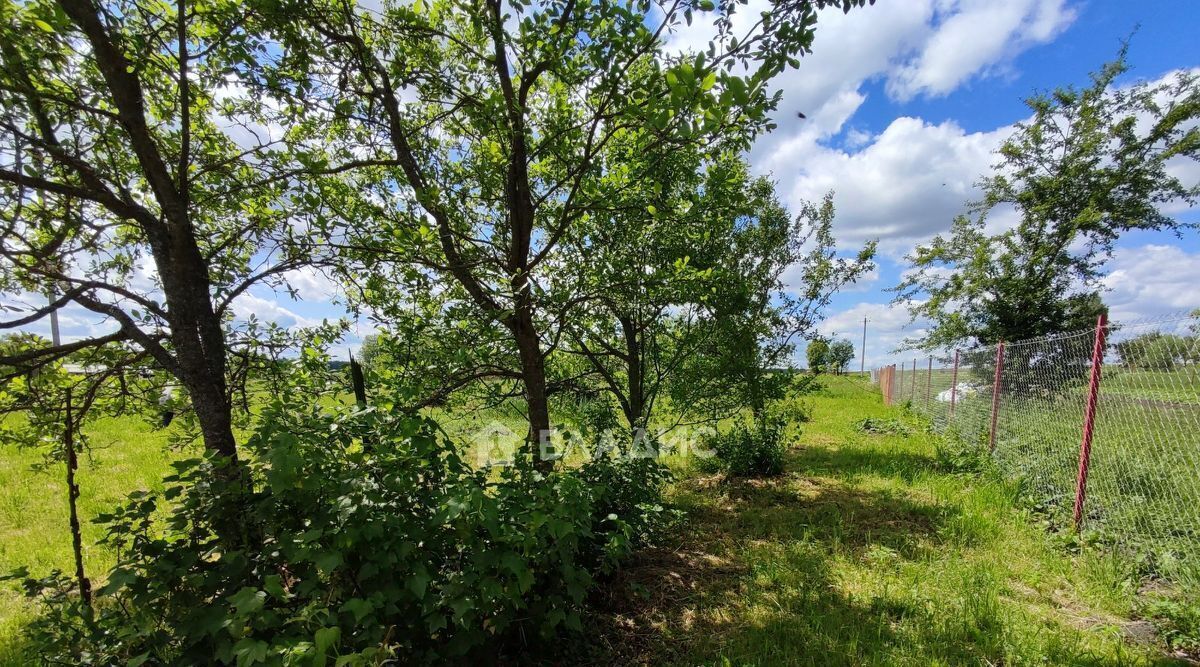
[1073,313,1108,531]
[949,349,960,419]
[988,342,1005,453]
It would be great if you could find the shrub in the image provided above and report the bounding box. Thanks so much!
[934,437,991,474]
[8,398,673,665]
[705,416,788,477]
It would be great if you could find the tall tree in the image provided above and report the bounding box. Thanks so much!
[0,0,317,466]
[827,338,854,375]
[259,0,875,465]
[806,338,829,373]
[896,53,1199,349]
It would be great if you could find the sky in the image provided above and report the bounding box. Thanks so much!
[732,0,1200,369]
[13,0,1200,371]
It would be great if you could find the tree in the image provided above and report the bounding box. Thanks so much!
[1116,331,1196,371]
[806,339,830,374]
[827,339,855,375]
[356,334,388,370]
[257,0,875,465]
[896,52,1199,350]
[561,147,772,432]
[671,192,875,417]
[0,0,319,471]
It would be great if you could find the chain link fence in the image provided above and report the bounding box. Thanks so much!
[876,312,1200,589]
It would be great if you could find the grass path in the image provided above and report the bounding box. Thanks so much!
[591,376,1183,665]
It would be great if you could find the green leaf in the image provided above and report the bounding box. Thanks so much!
[408,566,431,598]
[233,638,269,666]
[263,574,287,600]
[314,551,343,574]
[33,19,54,33]
[314,626,341,656]
[340,597,374,622]
[229,586,266,616]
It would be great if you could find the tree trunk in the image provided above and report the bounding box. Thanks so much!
[158,252,240,463]
[64,390,91,608]
[619,315,645,432]
[512,312,553,472]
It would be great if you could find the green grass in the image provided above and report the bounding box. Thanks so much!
[1,377,1191,664]
[589,375,1184,665]
[901,364,1200,592]
[1103,368,1200,406]
[0,413,191,663]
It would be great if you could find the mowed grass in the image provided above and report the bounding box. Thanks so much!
[0,413,190,663]
[590,375,1181,665]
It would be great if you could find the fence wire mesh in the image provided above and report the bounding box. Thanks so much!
[877,312,1200,589]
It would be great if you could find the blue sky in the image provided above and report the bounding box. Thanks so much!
[15,0,1199,371]
[722,0,1200,369]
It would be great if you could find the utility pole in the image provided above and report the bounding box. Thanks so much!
[860,317,867,376]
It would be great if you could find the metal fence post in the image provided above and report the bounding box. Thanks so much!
[949,349,960,419]
[910,358,917,400]
[1073,312,1108,531]
[926,356,933,408]
[988,341,1005,453]
[898,363,904,403]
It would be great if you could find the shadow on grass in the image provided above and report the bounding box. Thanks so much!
[789,440,938,484]
[582,442,1167,666]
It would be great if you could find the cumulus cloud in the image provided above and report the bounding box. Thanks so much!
[283,266,341,302]
[887,0,1076,101]
[809,301,930,369]
[667,0,1066,158]
[1100,245,1200,323]
[775,117,1013,257]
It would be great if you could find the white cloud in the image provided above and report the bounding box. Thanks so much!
[230,292,318,329]
[775,117,1013,257]
[1100,244,1200,323]
[283,266,341,302]
[887,0,1076,101]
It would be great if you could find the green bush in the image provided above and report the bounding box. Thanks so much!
[704,416,788,477]
[8,399,673,665]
